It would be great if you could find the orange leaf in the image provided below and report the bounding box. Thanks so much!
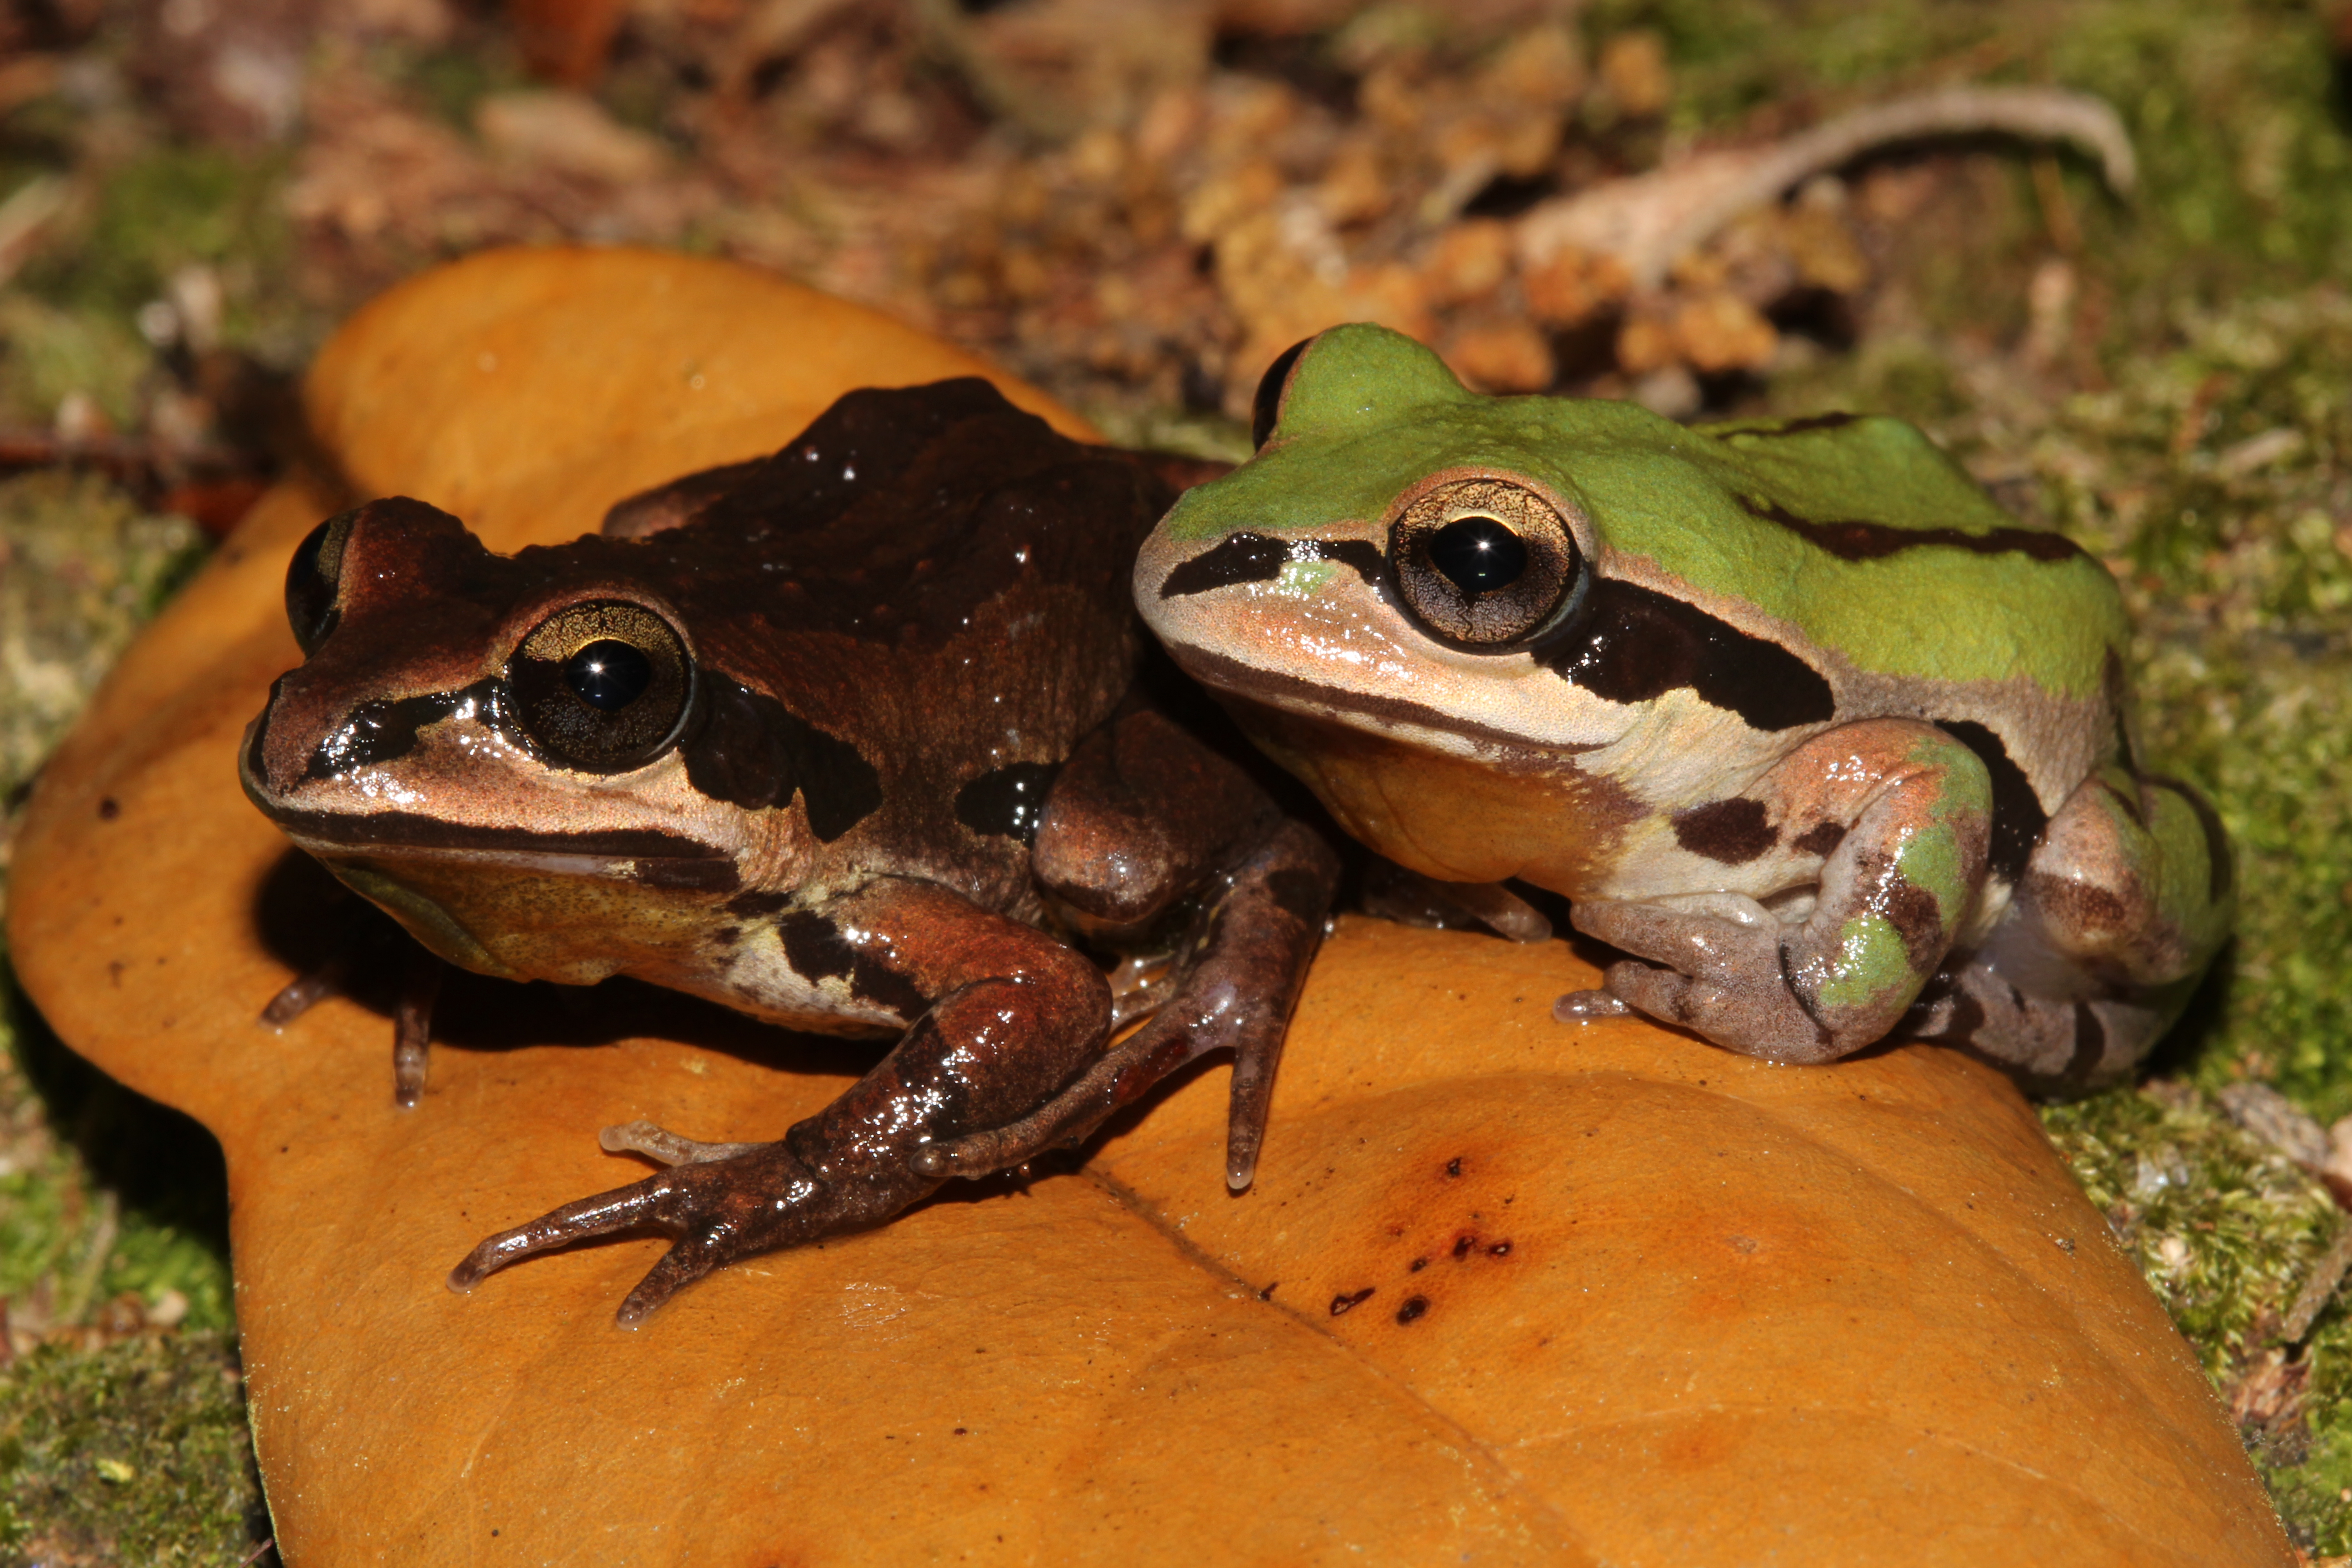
[7,246,2293,1564]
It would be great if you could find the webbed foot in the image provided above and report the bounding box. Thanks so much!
[449,1127,929,1328]
[1573,898,1848,1063]
[922,819,1336,1192]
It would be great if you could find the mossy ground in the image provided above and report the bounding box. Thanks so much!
[0,468,257,1562]
[0,1331,266,1565]
[0,0,2348,1556]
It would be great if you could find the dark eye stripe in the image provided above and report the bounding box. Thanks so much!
[1158,533,1383,598]
[1532,581,1835,732]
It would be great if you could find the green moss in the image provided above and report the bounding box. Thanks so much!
[0,460,249,1555]
[17,146,301,361]
[2045,1086,2352,1551]
[0,294,151,431]
[0,1332,264,1565]
[0,974,238,1339]
[0,470,208,805]
[2013,291,2352,1114]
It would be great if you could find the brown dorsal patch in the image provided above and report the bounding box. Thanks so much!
[1736,493,2086,564]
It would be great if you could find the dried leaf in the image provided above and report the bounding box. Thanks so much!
[7,246,2294,1564]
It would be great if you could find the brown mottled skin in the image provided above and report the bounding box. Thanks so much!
[240,380,1338,1326]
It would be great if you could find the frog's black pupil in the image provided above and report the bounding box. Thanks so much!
[1427,516,1526,596]
[565,640,653,711]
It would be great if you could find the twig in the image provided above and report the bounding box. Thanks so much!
[1518,84,2136,290]
[56,1189,118,1328]
[0,173,70,290]
[2282,1220,2352,1344]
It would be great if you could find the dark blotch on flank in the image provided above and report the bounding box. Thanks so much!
[682,677,883,842]
[1395,1295,1429,1324]
[776,908,928,1016]
[1937,720,2046,883]
[955,761,1060,845]
[1736,492,2086,564]
[727,891,790,917]
[849,951,927,1018]
[1672,798,1775,865]
[1158,532,1385,598]
[1534,580,1835,732]
[778,910,854,983]
[1792,821,1846,858]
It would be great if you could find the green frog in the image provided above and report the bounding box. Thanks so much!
[1137,324,2230,1087]
[241,378,1337,1326]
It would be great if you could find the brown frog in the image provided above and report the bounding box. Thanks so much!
[240,379,1338,1326]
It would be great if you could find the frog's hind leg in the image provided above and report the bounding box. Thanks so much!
[1911,768,2233,1088]
[447,878,1114,1326]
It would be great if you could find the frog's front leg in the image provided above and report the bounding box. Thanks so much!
[448,877,1111,1326]
[920,706,1340,1189]
[1569,719,1992,1062]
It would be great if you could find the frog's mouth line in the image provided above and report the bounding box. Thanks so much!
[265,808,742,894]
[1166,643,1602,765]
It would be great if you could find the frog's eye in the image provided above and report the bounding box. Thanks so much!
[507,600,693,772]
[285,512,359,656]
[1250,337,1313,451]
[1389,479,1581,647]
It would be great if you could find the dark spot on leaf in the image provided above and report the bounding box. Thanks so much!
[1330,1288,1376,1316]
[1395,1296,1429,1324]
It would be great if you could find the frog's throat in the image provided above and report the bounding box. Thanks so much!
[323,862,514,979]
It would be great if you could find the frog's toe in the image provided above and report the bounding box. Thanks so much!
[599,1119,765,1166]
[447,1176,680,1295]
[1603,956,1848,1064]
[450,1141,911,1325]
[1552,987,1632,1023]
